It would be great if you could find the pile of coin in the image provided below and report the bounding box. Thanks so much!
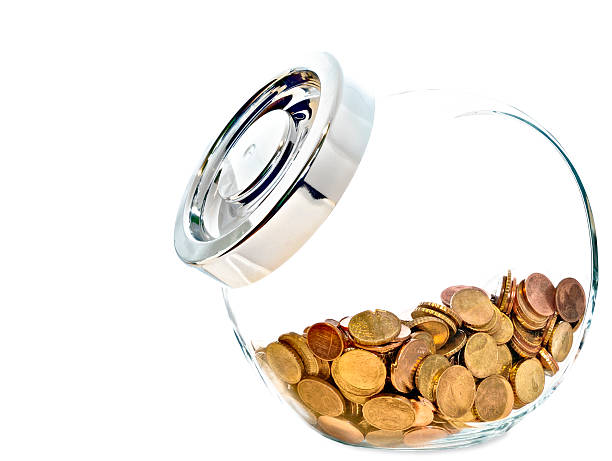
[259,271,586,448]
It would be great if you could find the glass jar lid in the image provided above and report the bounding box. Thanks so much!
[174,53,375,287]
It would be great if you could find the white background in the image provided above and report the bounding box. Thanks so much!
[1,1,610,460]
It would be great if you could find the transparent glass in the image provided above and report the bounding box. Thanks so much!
[222,90,597,449]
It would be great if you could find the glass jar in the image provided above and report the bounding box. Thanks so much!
[174,53,597,449]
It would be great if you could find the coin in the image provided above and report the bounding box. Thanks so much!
[307,322,346,361]
[317,416,364,444]
[410,399,435,427]
[417,301,463,328]
[537,348,559,376]
[548,321,573,362]
[365,430,405,448]
[317,358,331,380]
[265,341,304,384]
[297,376,345,416]
[363,394,416,431]
[415,354,451,400]
[509,358,545,404]
[541,313,558,348]
[435,365,476,418]
[441,285,488,307]
[450,288,495,328]
[403,426,449,447]
[436,329,467,358]
[348,309,401,346]
[410,331,436,353]
[490,312,514,344]
[524,273,556,316]
[496,344,513,378]
[332,349,386,396]
[390,338,432,393]
[514,282,549,330]
[474,375,514,421]
[406,316,450,348]
[464,332,499,379]
[279,332,320,376]
[496,271,512,313]
[339,386,376,405]
[411,307,458,335]
[555,277,586,323]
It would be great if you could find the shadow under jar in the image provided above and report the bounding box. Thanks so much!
[174,53,597,450]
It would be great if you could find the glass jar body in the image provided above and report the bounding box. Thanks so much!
[221,90,596,449]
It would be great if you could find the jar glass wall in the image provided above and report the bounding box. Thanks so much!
[221,89,596,449]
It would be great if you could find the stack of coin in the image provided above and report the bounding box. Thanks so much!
[259,272,586,448]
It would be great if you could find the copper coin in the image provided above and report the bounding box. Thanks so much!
[317,416,364,444]
[555,277,587,323]
[435,365,476,418]
[363,394,416,431]
[403,426,449,447]
[348,309,401,346]
[450,288,495,328]
[332,349,386,396]
[474,375,514,421]
[265,341,304,384]
[524,273,556,316]
[405,316,450,349]
[297,376,345,416]
[390,338,432,393]
[538,348,559,376]
[464,332,499,379]
[441,285,487,307]
[436,329,467,358]
[548,321,573,362]
[417,301,464,328]
[365,430,405,448]
[307,322,346,361]
[496,344,513,378]
[415,354,451,400]
[410,399,435,427]
[279,332,320,376]
[410,331,436,354]
[509,358,545,404]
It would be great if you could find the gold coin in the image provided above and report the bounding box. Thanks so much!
[496,344,513,378]
[403,426,449,447]
[538,348,559,376]
[411,307,458,335]
[339,386,377,405]
[490,312,514,344]
[363,394,416,431]
[548,321,573,362]
[279,332,320,376]
[406,316,450,348]
[317,416,364,445]
[415,354,451,400]
[541,313,558,348]
[265,341,304,384]
[417,302,464,328]
[474,375,514,421]
[450,288,495,328]
[297,376,345,416]
[317,358,331,380]
[348,309,401,346]
[365,430,405,448]
[435,365,476,418]
[332,349,387,396]
[410,399,434,427]
[509,358,545,404]
[436,329,467,358]
[464,332,499,379]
